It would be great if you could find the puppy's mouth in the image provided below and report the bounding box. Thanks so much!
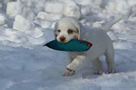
[57,38,70,43]
[57,36,78,43]
[58,40,69,43]
[57,38,79,43]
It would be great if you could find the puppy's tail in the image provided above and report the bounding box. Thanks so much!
[102,16,122,32]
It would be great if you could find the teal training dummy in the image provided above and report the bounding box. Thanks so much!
[44,40,92,52]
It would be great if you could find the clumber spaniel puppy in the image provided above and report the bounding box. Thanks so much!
[54,16,122,76]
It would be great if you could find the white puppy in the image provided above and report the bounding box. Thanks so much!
[54,16,122,76]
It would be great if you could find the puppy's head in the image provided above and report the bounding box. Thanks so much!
[54,17,80,43]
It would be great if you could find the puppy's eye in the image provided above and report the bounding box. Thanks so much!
[57,30,61,32]
[68,29,74,34]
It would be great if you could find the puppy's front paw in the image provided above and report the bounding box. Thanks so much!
[66,63,76,72]
[63,71,75,76]
[63,64,76,76]
[67,67,75,72]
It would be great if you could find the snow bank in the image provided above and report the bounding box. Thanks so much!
[13,15,35,32]
[45,1,64,14]
[6,1,22,19]
[45,0,81,19]
[106,0,136,14]
[63,1,81,19]
[36,12,63,21]
[0,14,6,25]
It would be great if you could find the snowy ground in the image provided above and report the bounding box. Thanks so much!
[0,0,136,90]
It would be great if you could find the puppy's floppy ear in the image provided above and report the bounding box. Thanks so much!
[76,22,80,39]
[54,22,58,39]
[73,20,80,40]
[70,17,80,39]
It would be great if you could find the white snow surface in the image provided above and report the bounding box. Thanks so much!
[0,0,136,90]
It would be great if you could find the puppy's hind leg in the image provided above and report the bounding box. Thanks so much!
[91,58,103,75]
[105,44,116,73]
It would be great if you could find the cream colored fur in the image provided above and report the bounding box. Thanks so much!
[54,16,122,76]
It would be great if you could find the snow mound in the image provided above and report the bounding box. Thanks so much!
[0,14,6,25]
[45,1,64,14]
[63,1,81,19]
[13,15,35,32]
[36,12,63,21]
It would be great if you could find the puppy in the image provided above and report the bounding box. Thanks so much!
[54,16,122,76]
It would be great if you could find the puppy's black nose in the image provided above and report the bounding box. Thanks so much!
[60,36,66,42]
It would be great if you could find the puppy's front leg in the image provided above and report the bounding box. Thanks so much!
[63,56,75,76]
[65,55,86,75]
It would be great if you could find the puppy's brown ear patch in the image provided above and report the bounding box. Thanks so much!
[75,28,80,40]
[76,28,80,34]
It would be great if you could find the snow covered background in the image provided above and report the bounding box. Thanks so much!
[0,0,136,90]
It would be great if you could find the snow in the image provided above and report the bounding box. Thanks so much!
[0,0,136,90]
[63,1,81,19]
[13,15,35,32]
[0,14,6,25]
[45,1,64,14]
[36,12,63,21]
